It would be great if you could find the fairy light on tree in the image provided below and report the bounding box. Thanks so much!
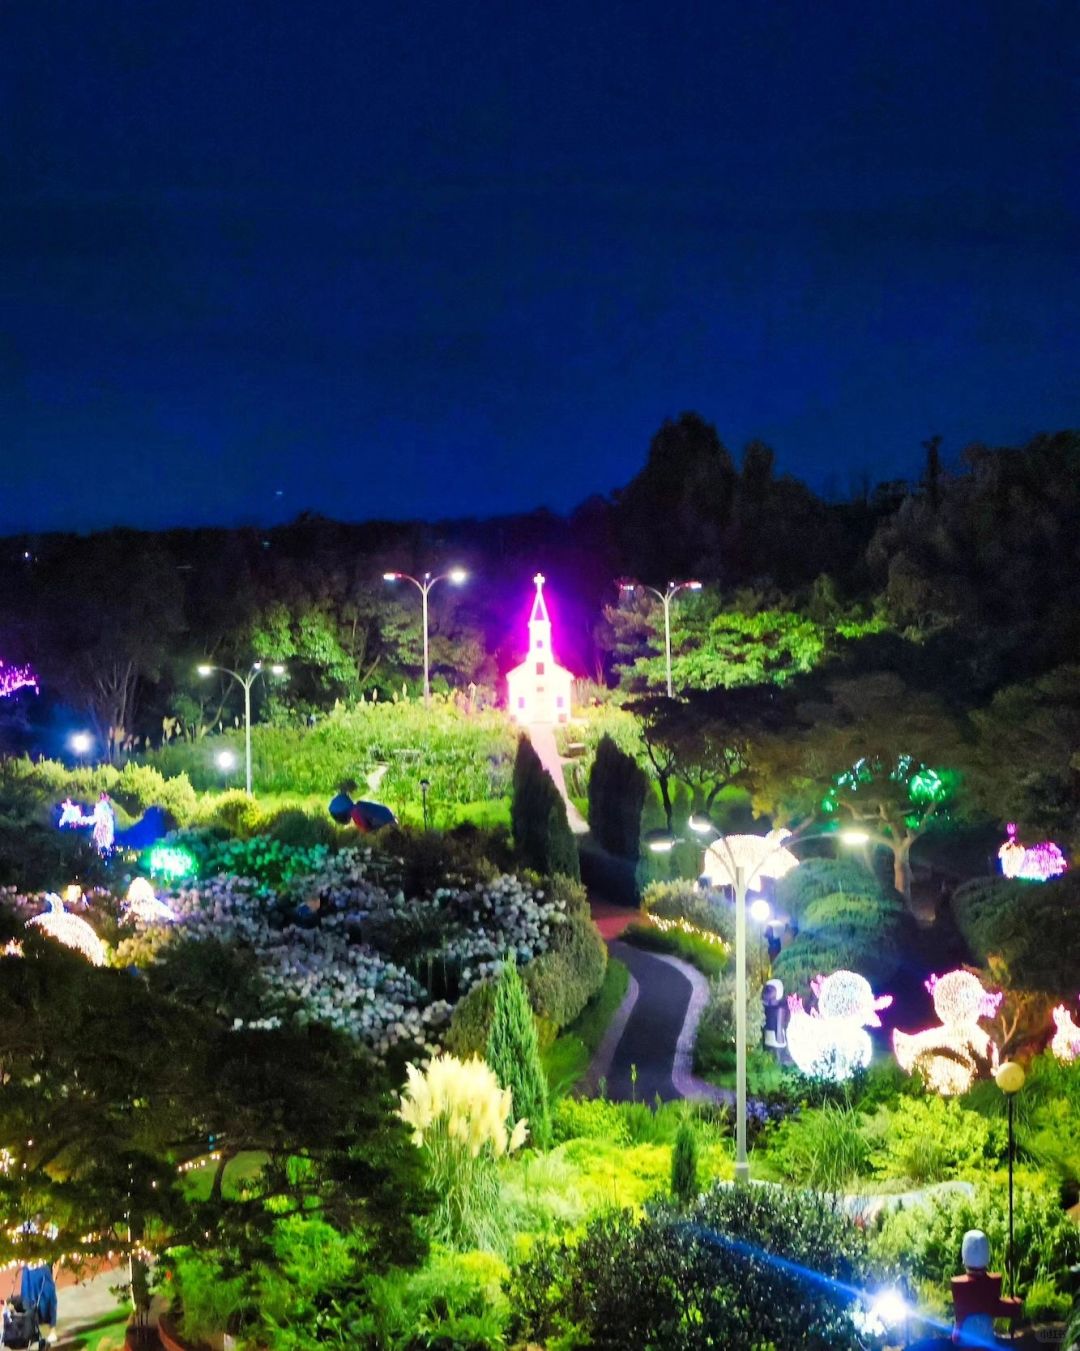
[893,969,1001,1095]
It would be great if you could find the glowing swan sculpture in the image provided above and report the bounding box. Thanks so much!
[27,894,107,966]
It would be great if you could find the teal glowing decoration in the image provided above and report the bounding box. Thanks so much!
[148,844,197,881]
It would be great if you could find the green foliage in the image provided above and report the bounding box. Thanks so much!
[692,938,770,1076]
[357,1249,510,1350]
[641,878,735,940]
[952,872,1080,998]
[552,1095,632,1145]
[774,857,889,925]
[587,733,648,859]
[444,980,497,1058]
[524,909,607,1028]
[670,1122,699,1204]
[191,788,266,836]
[863,1096,1006,1184]
[181,830,331,886]
[622,918,730,980]
[871,1181,1080,1303]
[486,960,551,1150]
[542,957,630,1098]
[508,1183,877,1350]
[510,735,580,881]
[767,1102,872,1192]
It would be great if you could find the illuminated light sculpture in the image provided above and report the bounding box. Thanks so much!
[124,877,176,924]
[147,843,197,882]
[1050,1003,1080,1062]
[893,970,1002,1095]
[26,895,107,966]
[506,573,575,725]
[701,829,800,893]
[58,794,116,855]
[998,823,1067,882]
[0,660,37,699]
[786,970,893,1081]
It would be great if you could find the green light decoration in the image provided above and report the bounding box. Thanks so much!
[822,756,957,817]
[147,844,197,881]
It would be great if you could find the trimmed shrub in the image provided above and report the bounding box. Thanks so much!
[261,806,339,848]
[445,980,497,1058]
[587,734,648,860]
[524,907,607,1029]
[774,857,889,925]
[486,961,551,1149]
[952,873,1080,998]
[511,736,580,881]
[641,879,735,943]
[192,789,266,837]
[508,1184,877,1349]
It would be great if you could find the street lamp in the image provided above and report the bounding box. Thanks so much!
[197,661,286,795]
[619,578,702,698]
[383,568,468,707]
[69,731,93,758]
[995,1060,1026,1298]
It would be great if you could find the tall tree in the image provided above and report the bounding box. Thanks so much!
[486,960,550,1149]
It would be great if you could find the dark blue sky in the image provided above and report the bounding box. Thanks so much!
[1,0,1076,533]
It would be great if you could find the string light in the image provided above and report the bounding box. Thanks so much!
[998,823,1068,881]
[786,970,893,1081]
[1050,1003,1080,1062]
[893,969,1001,1095]
[646,914,729,952]
[26,895,108,966]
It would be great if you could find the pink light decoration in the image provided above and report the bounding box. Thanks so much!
[786,970,893,1081]
[506,573,575,725]
[0,660,37,699]
[1050,1003,1080,1062]
[998,823,1067,881]
[893,969,1001,1095]
[701,829,800,893]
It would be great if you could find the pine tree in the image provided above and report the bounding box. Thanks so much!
[671,1121,699,1206]
[486,959,551,1149]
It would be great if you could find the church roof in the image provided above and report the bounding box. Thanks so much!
[529,572,550,624]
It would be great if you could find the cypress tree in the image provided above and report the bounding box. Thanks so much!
[511,734,580,880]
[486,959,551,1149]
[588,734,647,859]
[671,1121,699,1206]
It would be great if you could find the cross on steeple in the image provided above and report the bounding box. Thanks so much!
[529,572,551,637]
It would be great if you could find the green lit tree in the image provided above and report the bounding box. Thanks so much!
[486,960,550,1149]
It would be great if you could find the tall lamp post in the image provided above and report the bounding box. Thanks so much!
[382,568,467,707]
[619,579,702,698]
[995,1060,1025,1298]
[197,661,286,795]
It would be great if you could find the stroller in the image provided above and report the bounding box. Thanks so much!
[0,1297,42,1351]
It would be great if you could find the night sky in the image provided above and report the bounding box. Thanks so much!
[1,1,1076,534]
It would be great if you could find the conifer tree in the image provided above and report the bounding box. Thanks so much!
[486,959,551,1149]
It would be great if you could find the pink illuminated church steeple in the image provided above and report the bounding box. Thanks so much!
[507,573,574,725]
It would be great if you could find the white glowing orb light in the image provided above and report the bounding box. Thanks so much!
[124,878,176,925]
[893,970,1002,1095]
[69,731,93,755]
[786,970,893,1081]
[27,895,107,966]
[701,829,800,893]
[998,823,1067,881]
[215,749,237,772]
[1050,1003,1080,1062]
[749,897,772,923]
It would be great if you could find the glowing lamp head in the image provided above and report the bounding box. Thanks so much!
[646,829,677,854]
[840,829,870,846]
[689,813,716,835]
[69,731,92,755]
[685,580,702,591]
[382,572,400,581]
[215,749,237,771]
[197,664,213,677]
[868,1290,909,1331]
[448,567,467,584]
[270,663,286,676]
[749,898,772,923]
[995,1061,1026,1095]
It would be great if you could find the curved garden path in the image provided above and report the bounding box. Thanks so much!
[585,899,730,1105]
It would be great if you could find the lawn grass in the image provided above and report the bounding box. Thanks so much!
[179,1150,269,1201]
[542,958,630,1098]
[62,1306,131,1350]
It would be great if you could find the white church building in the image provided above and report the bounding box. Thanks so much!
[506,573,574,725]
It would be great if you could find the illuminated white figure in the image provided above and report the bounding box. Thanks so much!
[786,970,893,1081]
[27,895,107,966]
[1050,1003,1080,1062]
[701,829,800,893]
[998,823,1067,881]
[893,970,1001,1095]
[58,794,116,855]
[124,877,176,924]
[506,574,574,725]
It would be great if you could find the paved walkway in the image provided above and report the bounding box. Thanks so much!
[525,723,588,834]
[51,1268,129,1348]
